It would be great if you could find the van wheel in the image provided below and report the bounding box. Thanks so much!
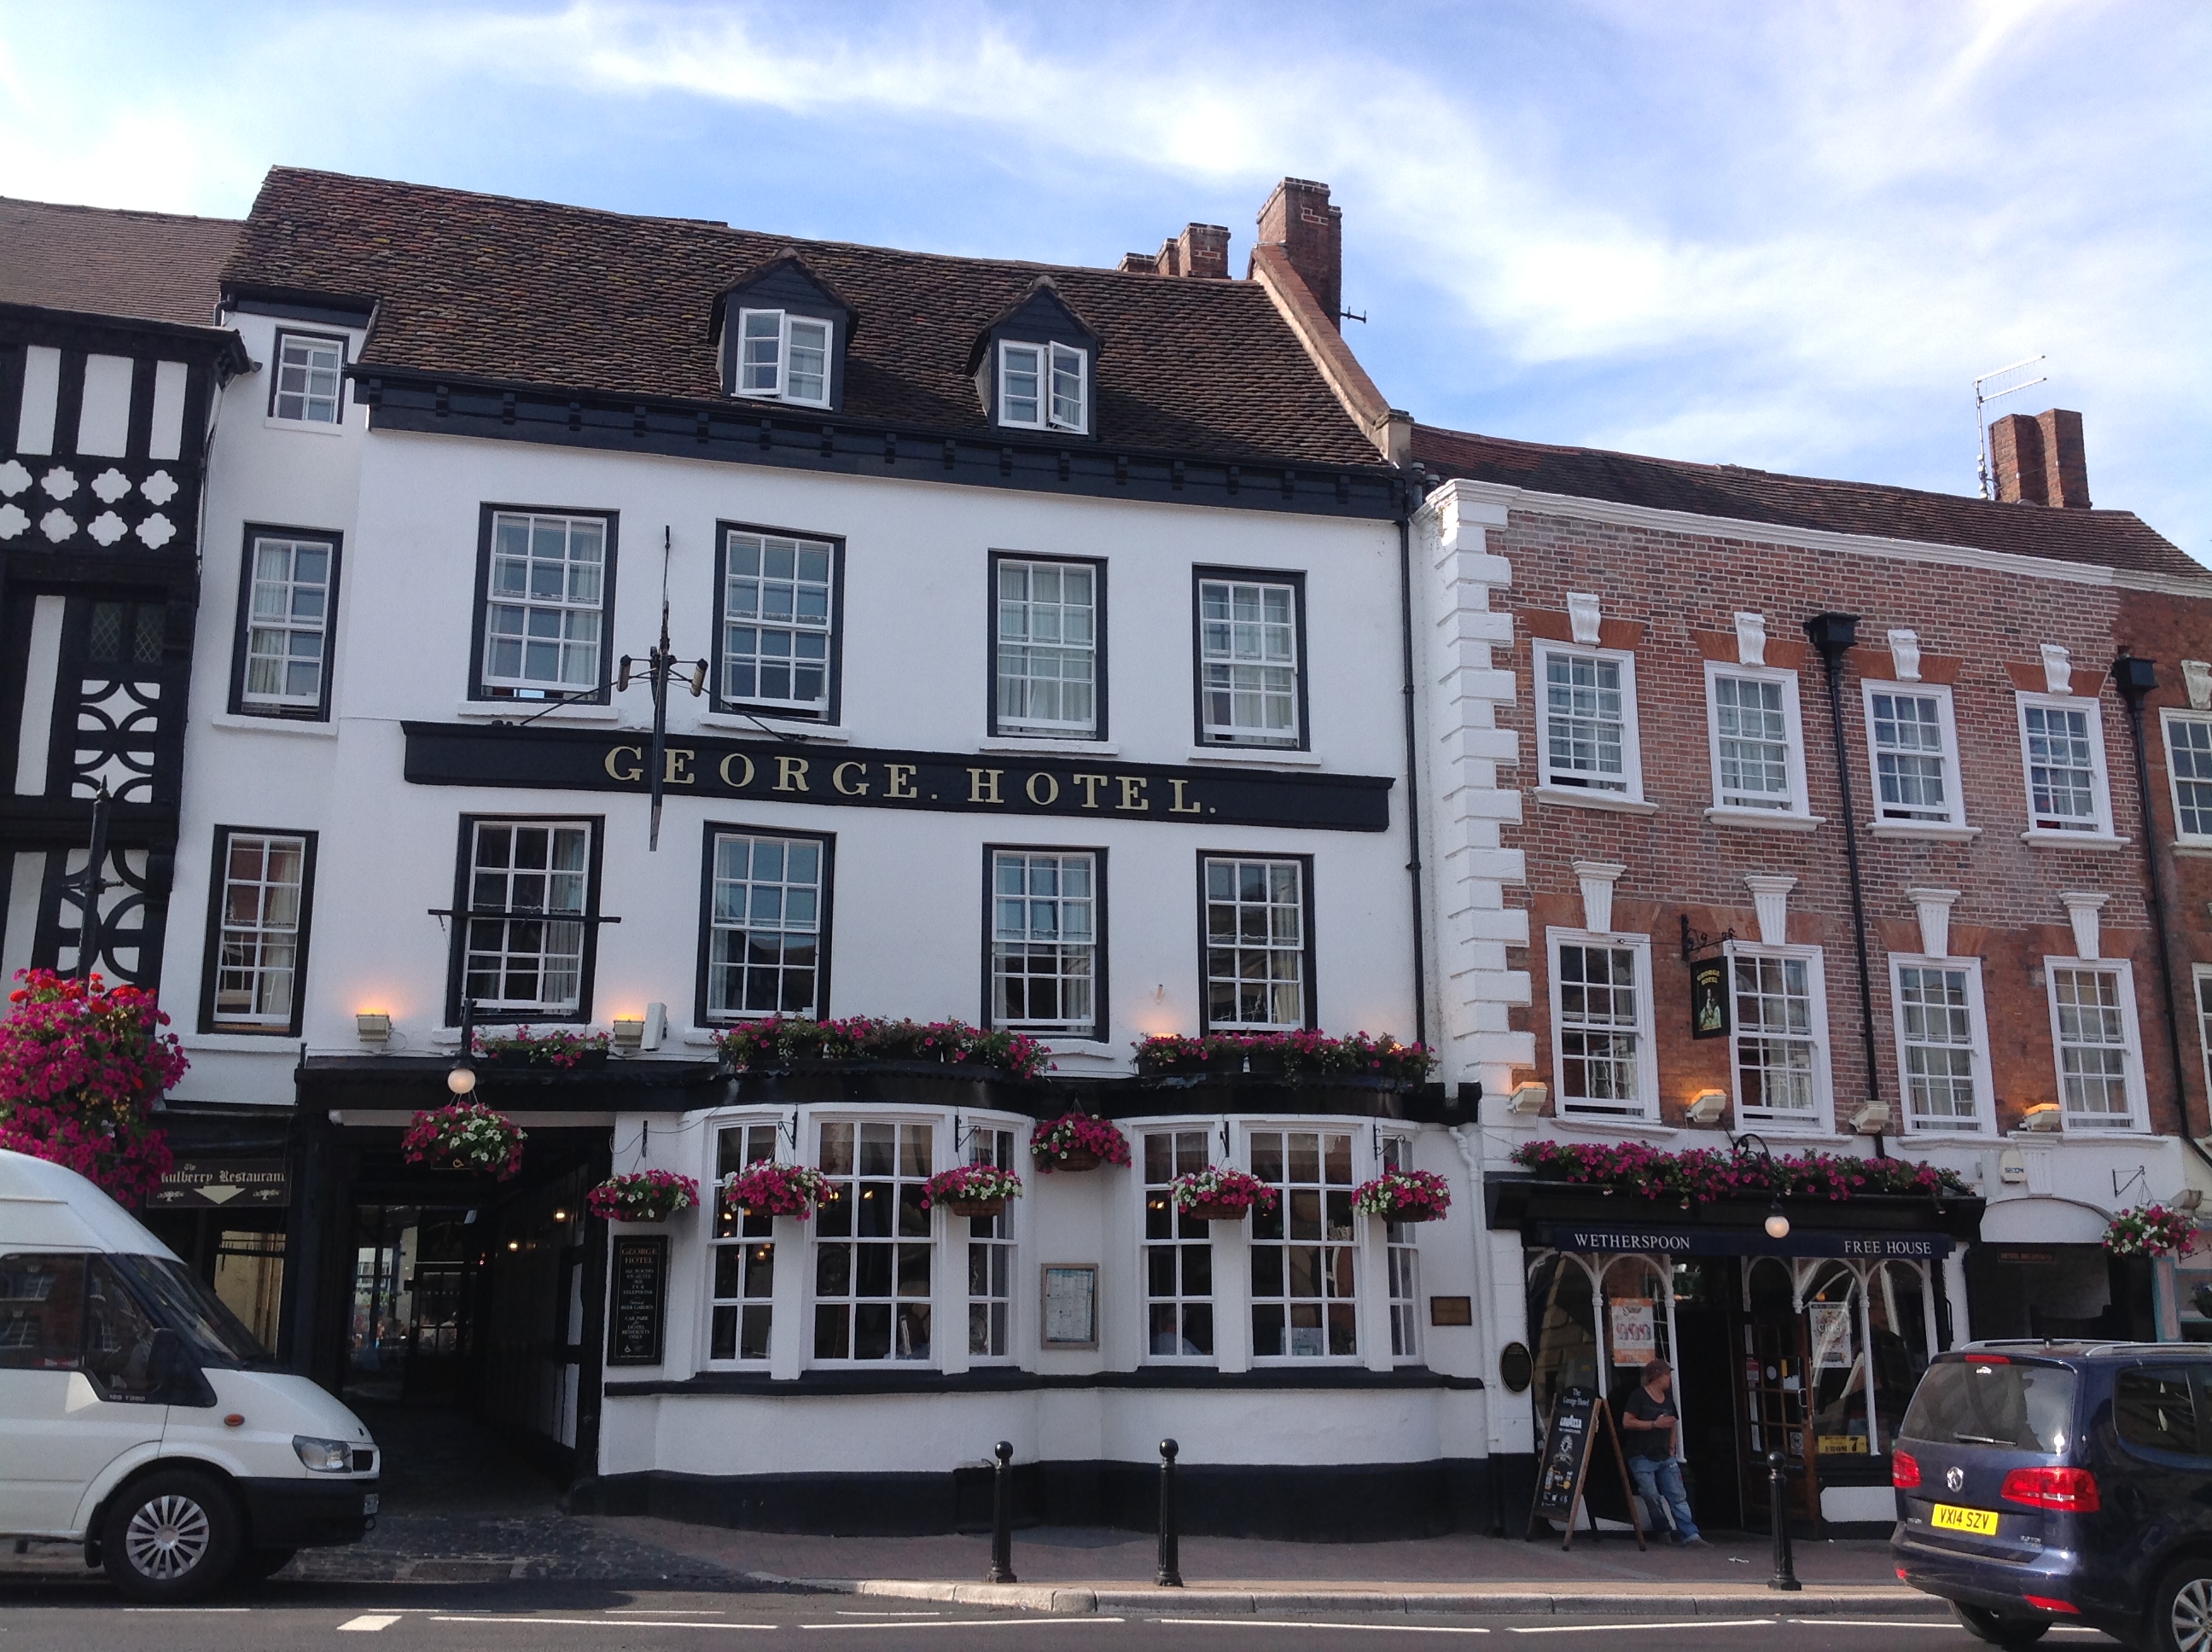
[101,1469,241,1602]
[1953,1603,2050,1648]
[2150,1562,2212,1652]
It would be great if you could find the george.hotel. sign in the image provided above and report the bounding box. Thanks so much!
[402,722,1394,833]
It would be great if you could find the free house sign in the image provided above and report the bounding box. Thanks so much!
[402,723,1394,833]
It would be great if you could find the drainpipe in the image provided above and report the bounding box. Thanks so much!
[1804,614,1885,1145]
[1398,475,1429,1050]
[2112,655,2212,1178]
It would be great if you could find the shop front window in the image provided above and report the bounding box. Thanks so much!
[710,1121,780,1363]
[812,1120,933,1362]
[967,1126,1016,1361]
[1249,1128,1357,1358]
[1599,1256,1672,1415]
[1527,1253,1601,1420]
[1803,1259,1934,1457]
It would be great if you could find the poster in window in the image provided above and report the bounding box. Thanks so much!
[1608,1297,1657,1365]
[1690,958,1730,1039]
[1040,1265,1097,1349]
[1808,1301,1855,1371]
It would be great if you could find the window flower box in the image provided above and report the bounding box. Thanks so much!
[585,1169,700,1223]
[401,1101,526,1181]
[472,1026,611,1069]
[1353,1169,1453,1223]
[2105,1203,2198,1258]
[1134,1030,1435,1085]
[721,1160,835,1219]
[1029,1112,1131,1174]
[1508,1139,1970,1205]
[714,1015,1053,1079]
[1133,1034,1243,1078]
[923,1163,1024,1219]
[1167,1166,1278,1223]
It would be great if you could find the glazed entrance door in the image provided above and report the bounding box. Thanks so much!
[1738,1315,1820,1527]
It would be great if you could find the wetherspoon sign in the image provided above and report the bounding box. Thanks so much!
[402,722,1394,834]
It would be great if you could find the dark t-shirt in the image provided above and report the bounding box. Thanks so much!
[1622,1381,1679,1461]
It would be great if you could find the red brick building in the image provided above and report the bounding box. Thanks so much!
[1407,410,2212,1529]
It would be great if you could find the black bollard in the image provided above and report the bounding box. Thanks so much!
[987,1440,1016,1584]
[1767,1450,1802,1592]
[1155,1439,1184,1588]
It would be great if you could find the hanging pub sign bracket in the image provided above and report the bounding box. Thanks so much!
[1679,913,1737,961]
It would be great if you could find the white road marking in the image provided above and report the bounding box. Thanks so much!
[836,1609,946,1616]
[1159,1620,1491,1635]
[1509,1622,1778,1635]
[337,1617,404,1633]
[122,1608,252,1613]
[1788,1622,1956,1630]
[801,1620,1126,1632]
[428,1617,774,1631]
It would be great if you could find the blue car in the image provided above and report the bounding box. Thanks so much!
[1893,1341,2212,1649]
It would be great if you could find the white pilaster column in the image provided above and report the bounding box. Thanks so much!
[768,1213,806,1381]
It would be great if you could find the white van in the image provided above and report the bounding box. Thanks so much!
[0,1147,380,1599]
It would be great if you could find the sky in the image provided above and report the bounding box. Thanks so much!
[3,0,2207,564]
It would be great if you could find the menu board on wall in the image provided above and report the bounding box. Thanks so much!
[607,1235,668,1367]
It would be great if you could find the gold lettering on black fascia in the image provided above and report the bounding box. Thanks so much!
[969,768,1004,805]
[1168,778,1202,815]
[664,747,695,785]
[832,761,870,796]
[884,763,918,800]
[1072,773,1109,809]
[606,745,645,782]
[719,753,756,788]
[1115,776,1150,811]
[1025,771,1059,806]
[776,755,811,793]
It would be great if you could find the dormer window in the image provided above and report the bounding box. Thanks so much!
[998,341,1087,433]
[737,309,832,407]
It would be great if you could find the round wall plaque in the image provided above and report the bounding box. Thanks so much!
[1499,1340,1534,1393]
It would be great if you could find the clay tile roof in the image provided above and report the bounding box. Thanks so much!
[1414,424,2204,582]
[224,167,1382,468]
[0,196,240,328]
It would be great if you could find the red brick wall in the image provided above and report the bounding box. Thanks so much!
[1493,507,2211,1139]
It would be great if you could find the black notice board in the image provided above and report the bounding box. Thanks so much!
[1532,1387,1598,1521]
[607,1235,668,1367]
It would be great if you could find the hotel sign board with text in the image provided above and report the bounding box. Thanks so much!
[402,722,1393,834]
[1528,1222,1951,1259]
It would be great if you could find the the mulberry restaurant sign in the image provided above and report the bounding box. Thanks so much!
[402,722,1394,833]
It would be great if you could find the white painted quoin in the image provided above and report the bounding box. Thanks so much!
[143,170,1504,1536]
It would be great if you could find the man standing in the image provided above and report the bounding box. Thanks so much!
[1621,1358,1706,1546]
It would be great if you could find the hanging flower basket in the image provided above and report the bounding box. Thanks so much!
[0,969,186,1207]
[1353,1169,1453,1224]
[402,1101,526,1181]
[472,1026,611,1069]
[721,1160,835,1219]
[1168,1166,1278,1223]
[586,1169,700,1223]
[1029,1112,1132,1174]
[2104,1202,2199,1258]
[923,1163,1024,1219]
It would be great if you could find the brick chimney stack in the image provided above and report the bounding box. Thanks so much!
[1255,177,1342,330]
[1120,224,1231,279]
[1990,409,2093,508]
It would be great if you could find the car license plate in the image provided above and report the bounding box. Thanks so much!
[1930,1503,1997,1535]
[363,1494,381,1516]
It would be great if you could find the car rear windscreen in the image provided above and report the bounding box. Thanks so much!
[1900,1358,2077,1453]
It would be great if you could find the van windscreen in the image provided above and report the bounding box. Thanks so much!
[108,1252,271,1366]
[1900,1358,2077,1453]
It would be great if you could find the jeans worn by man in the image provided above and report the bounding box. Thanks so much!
[1627,1451,1702,1544]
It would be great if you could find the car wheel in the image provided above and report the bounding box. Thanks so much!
[2151,1562,2212,1652]
[100,1469,242,1603]
[1953,1603,2051,1648]
[235,1547,298,1584]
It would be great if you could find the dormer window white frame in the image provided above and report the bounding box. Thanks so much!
[736,308,833,408]
[998,340,1088,433]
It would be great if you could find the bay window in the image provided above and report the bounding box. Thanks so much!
[967,1126,1017,1361]
[708,1121,780,1363]
[1142,1129,1214,1361]
[1249,1128,1357,1360]
[1380,1135,1420,1361]
[812,1120,933,1363]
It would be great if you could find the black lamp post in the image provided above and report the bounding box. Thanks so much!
[447,997,480,1098]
